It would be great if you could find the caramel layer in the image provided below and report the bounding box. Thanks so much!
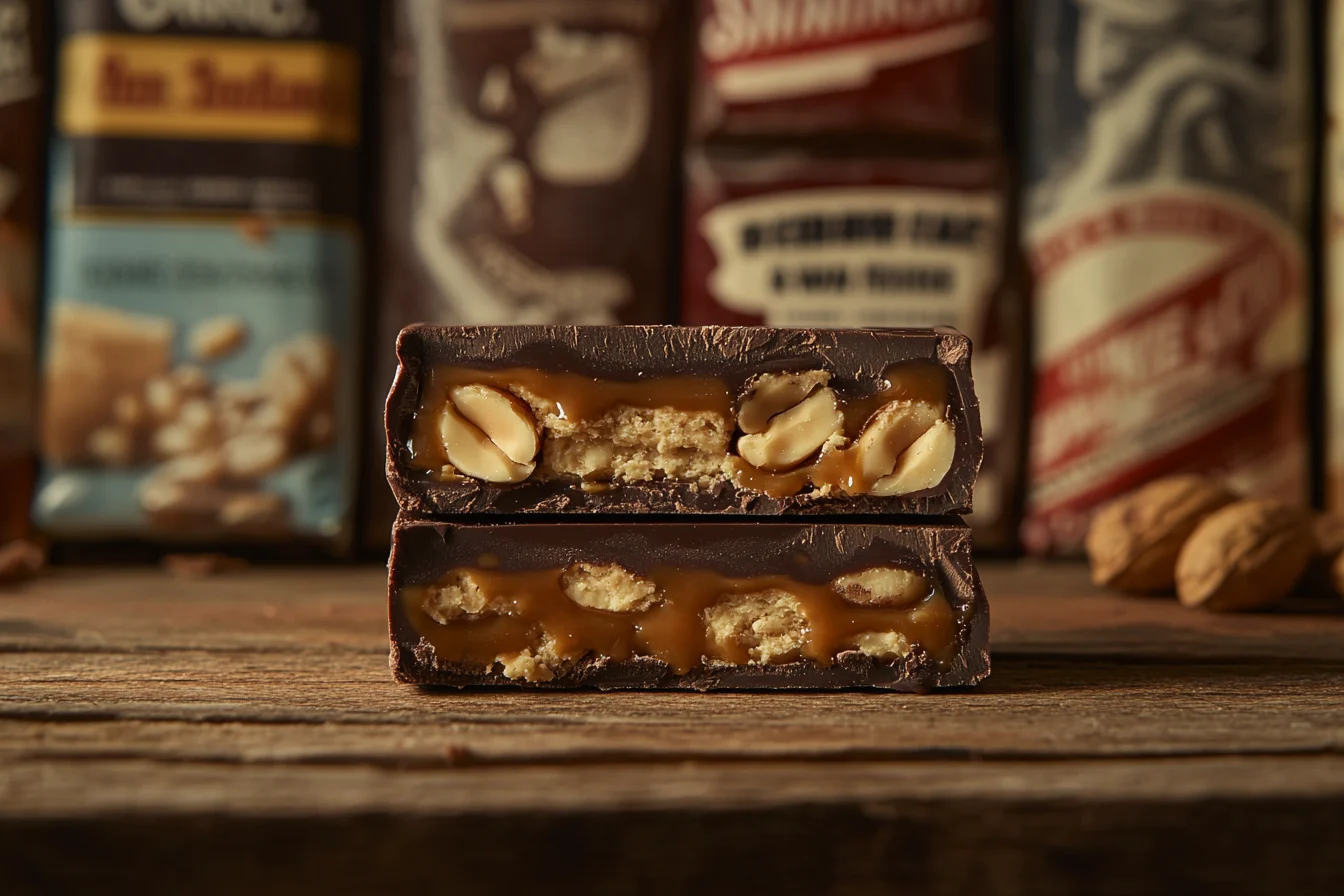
[407,366,733,472]
[407,361,951,498]
[403,565,958,676]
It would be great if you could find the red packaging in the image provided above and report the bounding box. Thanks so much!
[692,0,997,141]
[1022,0,1312,554]
[682,147,1022,546]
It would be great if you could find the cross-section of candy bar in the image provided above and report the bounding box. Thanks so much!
[389,517,989,691]
[386,325,983,516]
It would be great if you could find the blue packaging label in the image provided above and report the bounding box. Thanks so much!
[35,1,362,542]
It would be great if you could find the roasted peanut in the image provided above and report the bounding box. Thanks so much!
[439,385,539,483]
[853,399,944,486]
[736,371,831,435]
[832,567,931,608]
[871,418,956,497]
[736,387,844,472]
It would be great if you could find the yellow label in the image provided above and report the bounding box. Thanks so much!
[59,35,359,145]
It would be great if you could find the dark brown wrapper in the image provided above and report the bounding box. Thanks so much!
[0,0,45,542]
[364,0,685,549]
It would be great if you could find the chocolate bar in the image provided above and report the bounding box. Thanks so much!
[386,325,983,517]
[389,517,989,691]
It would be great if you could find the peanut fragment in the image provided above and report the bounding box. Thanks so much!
[832,567,931,608]
[222,431,288,479]
[736,387,844,472]
[422,570,505,623]
[853,400,945,485]
[703,590,807,663]
[560,563,658,612]
[872,418,956,496]
[438,385,539,483]
[736,371,831,434]
[448,385,539,464]
[190,316,249,361]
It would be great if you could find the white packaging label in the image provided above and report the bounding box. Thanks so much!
[699,186,1001,330]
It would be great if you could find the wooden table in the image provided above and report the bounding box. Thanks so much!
[2,563,1342,894]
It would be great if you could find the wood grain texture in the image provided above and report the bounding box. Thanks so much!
[2,563,1343,894]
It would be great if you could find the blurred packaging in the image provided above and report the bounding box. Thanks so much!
[682,147,1022,545]
[0,0,44,542]
[367,0,681,548]
[33,0,365,547]
[691,0,998,143]
[378,0,679,333]
[1331,0,1344,513]
[683,150,1004,328]
[1023,0,1312,554]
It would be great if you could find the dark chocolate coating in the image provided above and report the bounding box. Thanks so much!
[385,325,983,517]
[388,517,990,692]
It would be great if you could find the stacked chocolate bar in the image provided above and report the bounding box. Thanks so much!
[384,326,989,690]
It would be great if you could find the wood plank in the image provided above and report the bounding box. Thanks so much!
[3,655,1342,762]
[2,565,1343,893]
[0,567,387,653]
[6,755,1344,816]
[989,562,1344,660]
[3,757,1343,896]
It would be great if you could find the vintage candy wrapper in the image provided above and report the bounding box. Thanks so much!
[691,0,998,143]
[365,0,681,548]
[681,147,1022,547]
[0,0,44,541]
[34,0,365,546]
[1023,0,1312,554]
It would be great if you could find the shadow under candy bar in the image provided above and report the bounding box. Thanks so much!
[388,517,989,692]
[385,325,983,517]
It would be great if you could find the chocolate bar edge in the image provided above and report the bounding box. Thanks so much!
[386,517,991,692]
[383,325,984,517]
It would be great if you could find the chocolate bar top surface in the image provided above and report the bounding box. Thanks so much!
[385,325,983,516]
[389,518,989,692]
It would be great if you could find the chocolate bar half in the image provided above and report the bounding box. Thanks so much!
[389,517,989,691]
[386,325,983,516]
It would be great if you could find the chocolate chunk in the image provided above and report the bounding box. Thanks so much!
[385,325,983,517]
[389,516,989,691]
